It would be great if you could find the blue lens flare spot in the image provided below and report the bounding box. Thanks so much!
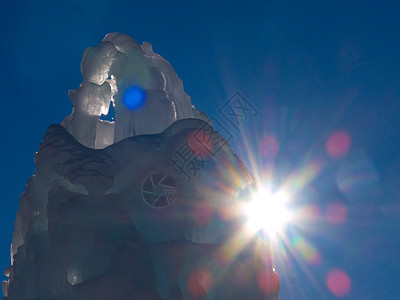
[123,86,146,110]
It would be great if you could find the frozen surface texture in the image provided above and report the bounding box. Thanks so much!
[3,34,279,299]
[62,33,205,149]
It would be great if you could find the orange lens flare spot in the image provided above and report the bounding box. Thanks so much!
[326,268,352,297]
[257,270,280,295]
[187,269,213,297]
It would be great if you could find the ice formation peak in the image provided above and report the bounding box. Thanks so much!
[62,33,199,149]
[4,34,280,300]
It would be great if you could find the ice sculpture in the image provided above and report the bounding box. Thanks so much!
[3,33,279,299]
[61,33,207,149]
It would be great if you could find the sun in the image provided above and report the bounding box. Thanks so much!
[243,188,291,237]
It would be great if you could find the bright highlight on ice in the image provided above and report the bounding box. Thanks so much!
[244,188,291,237]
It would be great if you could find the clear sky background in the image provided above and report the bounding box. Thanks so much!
[1,1,399,299]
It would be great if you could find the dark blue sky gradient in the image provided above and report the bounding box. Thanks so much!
[1,1,400,299]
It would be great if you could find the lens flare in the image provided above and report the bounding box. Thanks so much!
[123,86,146,110]
[326,268,351,297]
[326,202,347,224]
[244,188,291,237]
[187,268,213,297]
[258,270,280,295]
[292,236,322,265]
[259,135,280,159]
[326,130,351,158]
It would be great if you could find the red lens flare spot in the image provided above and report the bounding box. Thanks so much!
[326,130,351,158]
[188,130,213,157]
[326,268,351,297]
[259,135,280,159]
[258,270,280,295]
[326,202,348,224]
[187,269,213,297]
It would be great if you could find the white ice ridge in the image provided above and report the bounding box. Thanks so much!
[62,33,207,149]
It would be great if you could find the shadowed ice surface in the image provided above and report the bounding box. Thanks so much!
[3,33,278,300]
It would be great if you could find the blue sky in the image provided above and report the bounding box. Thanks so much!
[1,1,399,299]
